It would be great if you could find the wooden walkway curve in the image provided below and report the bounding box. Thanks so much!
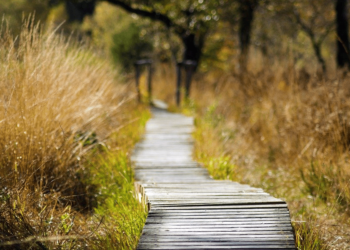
[132,108,296,250]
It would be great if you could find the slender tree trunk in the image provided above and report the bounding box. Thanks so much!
[239,0,257,70]
[181,31,206,97]
[336,0,350,69]
[65,0,96,23]
[294,11,328,73]
[182,33,203,64]
[311,41,327,74]
[181,33,204,99]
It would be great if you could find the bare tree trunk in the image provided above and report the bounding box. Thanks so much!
[65,0,96,23]
[182,33,202,65]
[239,0,258,70]
[336,0,350,69]
[312,41,327,74]
[294,10,329,74]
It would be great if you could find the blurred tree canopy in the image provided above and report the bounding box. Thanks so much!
[1,0,350,73]
[0,0,50,34]
[102,0,221,66]
[111,22,153,71]
[63,0,260,70]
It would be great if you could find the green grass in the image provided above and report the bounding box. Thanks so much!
[85,108,150,249]
[293,222,328,250]
[88,152,147,249]
[192,103,237,181]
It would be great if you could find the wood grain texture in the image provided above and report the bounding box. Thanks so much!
[133,108,296,249]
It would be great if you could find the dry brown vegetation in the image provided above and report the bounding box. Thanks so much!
[147,57,350,249]
[189,61,350,249]
[0,20,147,249]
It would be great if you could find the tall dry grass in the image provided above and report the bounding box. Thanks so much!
[147,57,350,248]
[0,20,143,249]
[186,59,350,248]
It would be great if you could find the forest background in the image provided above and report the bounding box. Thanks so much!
[1,0,350,249]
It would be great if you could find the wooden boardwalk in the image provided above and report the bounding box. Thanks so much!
[132,108,296,250]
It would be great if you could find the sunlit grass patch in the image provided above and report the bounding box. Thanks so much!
[293,221,329,250]
[87,152,147,249]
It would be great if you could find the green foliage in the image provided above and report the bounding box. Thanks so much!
[111,22,153,71]
[89,152,147,249]
[205,155,236,180]
[193,103,237,181]
[74,131,98,147]
[107,0,220,32]
[204,102,224,127]
[81,108,150,249]
[293,221,329,250]
[300,161,350,209]
[0,0,50,34]
[60,213,73,234]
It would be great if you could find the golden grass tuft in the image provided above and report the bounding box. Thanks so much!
[0,19,146,249]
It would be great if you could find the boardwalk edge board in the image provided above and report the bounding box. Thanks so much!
[132,108,296,249]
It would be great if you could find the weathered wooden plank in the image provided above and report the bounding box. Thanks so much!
[147,199,280,203]
[148,213,290,219]
[139,235,295,240]
[140,235,294,240]
[138,239,295,244]
[149,205,290,211]
[134,169,197,173]
[142,183,258,187]
[142,228,294,233]
[148,201,286,206]
[148,211,290,216]
[150,205,289,211]
[147,199,284,204]
[139,236,295,241]
[144,187,261,190]
[138,242,296,247]
[137,244,296,250]
[144,221,294,226]
[144,223,294,228]
[133,151,193,156]
[140,225,294,230]
[143,183,257,187]
[147,193,268,197]
[139,241,296,247]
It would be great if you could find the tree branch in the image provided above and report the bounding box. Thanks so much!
[103,0,186,35]
[293,10,315,41]
[318,23,334,44]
